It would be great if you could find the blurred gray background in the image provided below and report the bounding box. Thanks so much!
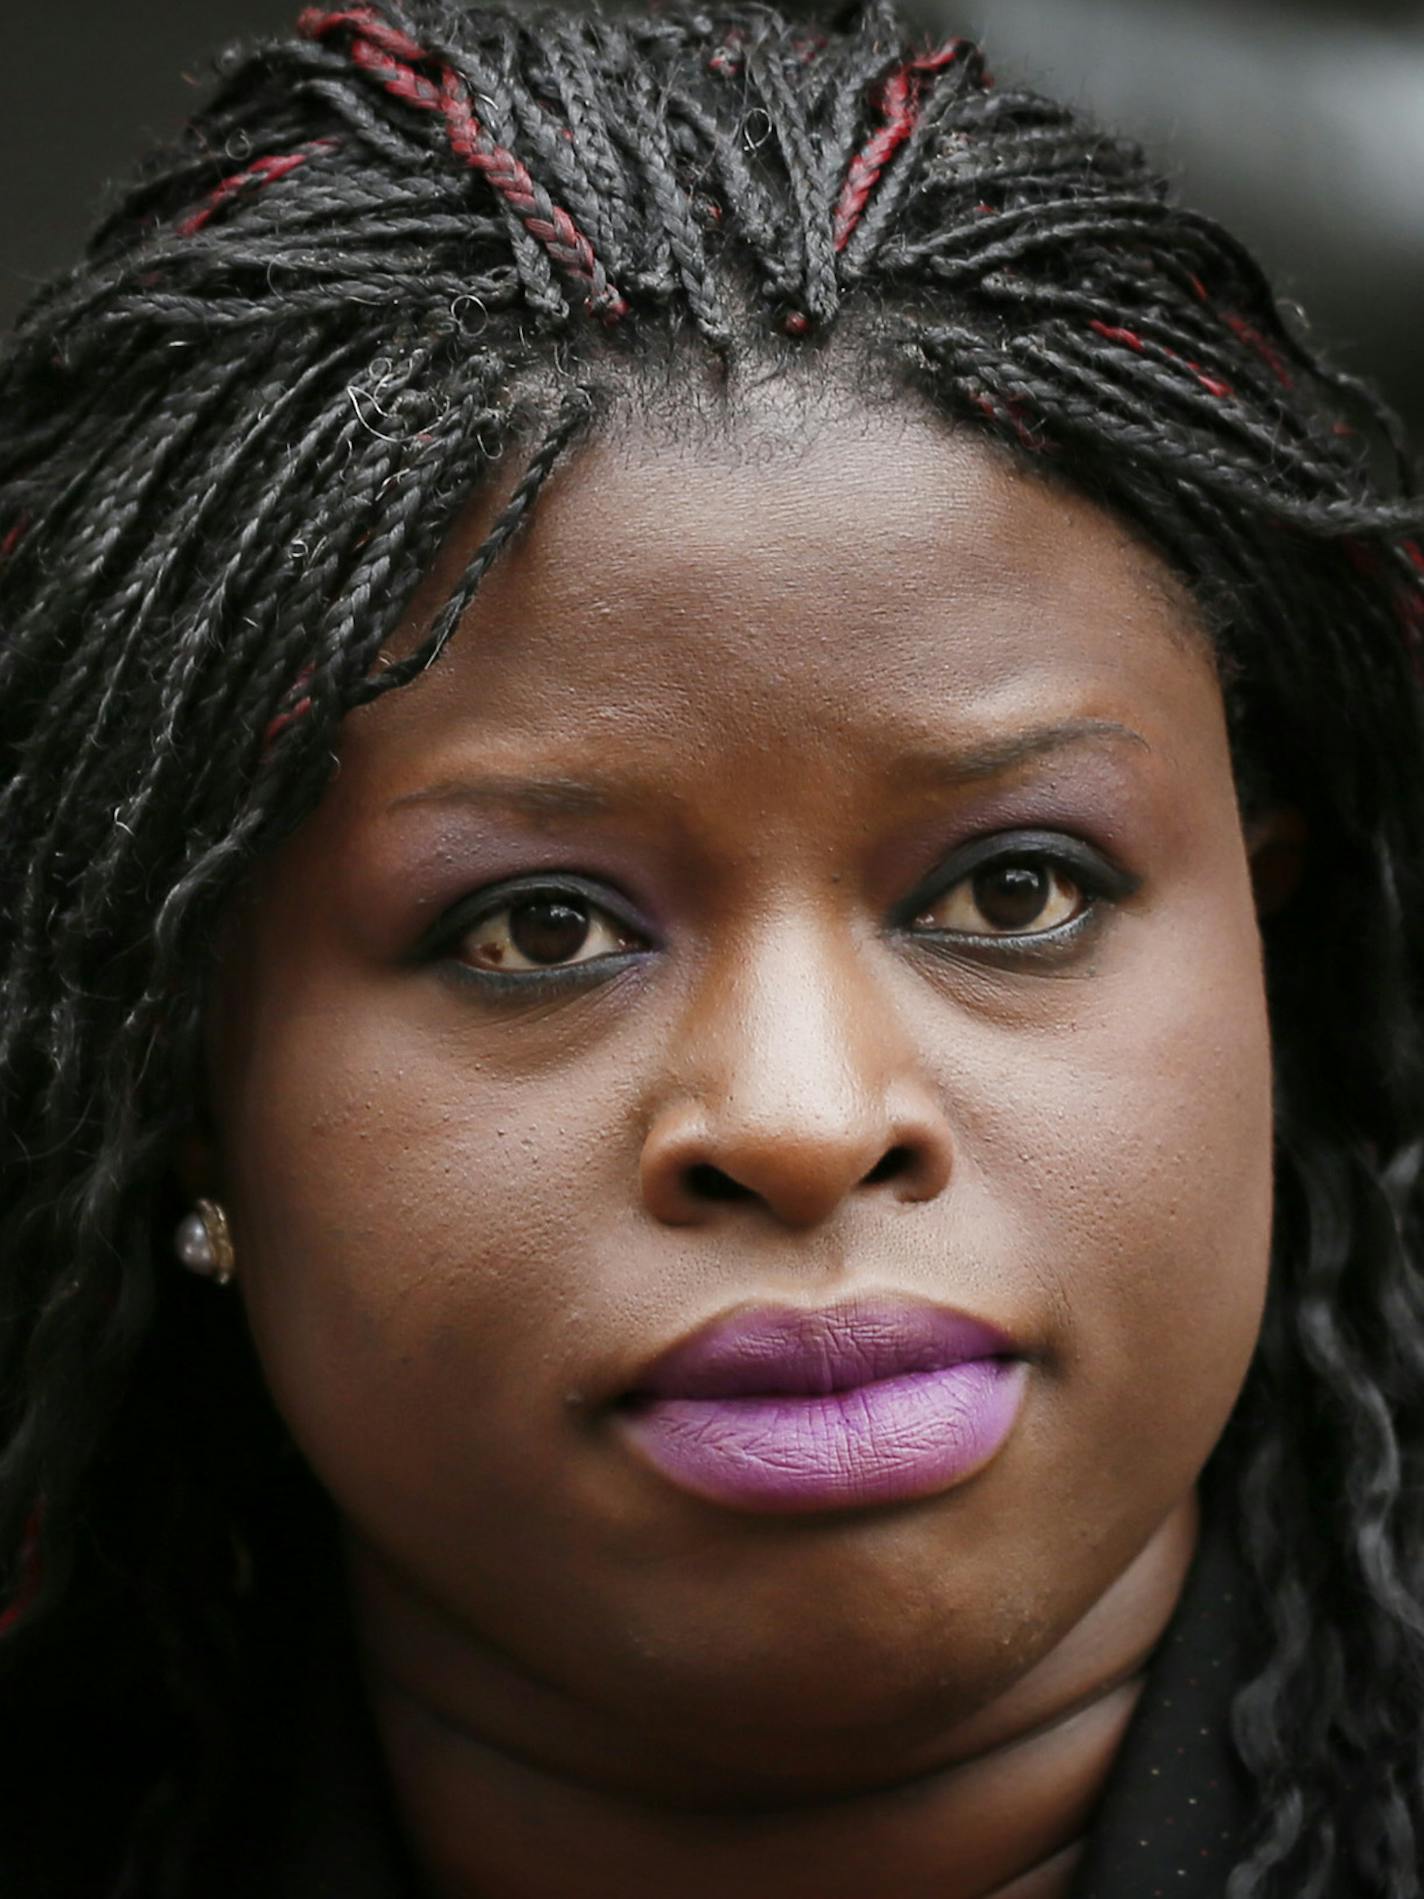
[2,0,1419,444]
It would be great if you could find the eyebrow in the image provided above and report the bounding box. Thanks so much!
[384,719,1149,821]
[387,773,622,821]
[894,718,1150,788]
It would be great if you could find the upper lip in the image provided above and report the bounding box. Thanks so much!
[624,1296,1020,1401]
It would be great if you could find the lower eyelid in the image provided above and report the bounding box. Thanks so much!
[901,894,1109,967]
[440,947,649,1003]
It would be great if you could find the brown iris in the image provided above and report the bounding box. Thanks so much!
[971,863,1054,932]
[507,898,592,965]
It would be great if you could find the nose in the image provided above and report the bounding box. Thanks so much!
[639,920,954,1231]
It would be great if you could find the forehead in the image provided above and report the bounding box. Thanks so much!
[348,395,1218,793]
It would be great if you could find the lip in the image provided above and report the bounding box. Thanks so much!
[616,1297,1027,1515]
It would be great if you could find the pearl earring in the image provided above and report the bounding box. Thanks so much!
[174,1197,236,1286]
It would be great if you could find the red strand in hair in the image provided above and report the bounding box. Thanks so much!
[0,1506,43,1639]
[1342,538,1424,670]
[1090,319,1233,400]
[1190,363,1233,400]
[707,26,745,76]
[297,4,426,62]
[0,512,29,560]
[1223,312,1294,390]
[1400,541,1424,662]
[1179,280,1291,389]
[971,389,1043,453]
[1091,320,1144,352]
[177,139,337,237]
[298,6,627,320]
[261,663,316,753]
[832,42,971,253]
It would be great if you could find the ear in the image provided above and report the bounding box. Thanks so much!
[1244,806,1307,918]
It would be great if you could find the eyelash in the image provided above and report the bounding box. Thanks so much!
[427,875,655,999]
[425,833,1137,997]
[894,830,1138,960]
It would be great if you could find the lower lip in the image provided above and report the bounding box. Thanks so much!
[618,1358,1027,1514]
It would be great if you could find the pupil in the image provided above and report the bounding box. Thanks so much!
[974,862,1049,931]
[509,898,591,964]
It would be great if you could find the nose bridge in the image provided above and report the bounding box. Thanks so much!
[640,903,953,1230]
[702,907,888,1139]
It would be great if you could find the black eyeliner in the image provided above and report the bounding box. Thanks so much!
[438,950,650,1002]
[895,828,1140,927]
[414,872,655,965]
[891,827,1141,969]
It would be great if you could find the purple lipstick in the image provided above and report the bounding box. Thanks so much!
[618,1298,1026,1514]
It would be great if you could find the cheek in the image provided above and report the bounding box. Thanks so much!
[217,988,631,1545]
[962,899,1274,1526]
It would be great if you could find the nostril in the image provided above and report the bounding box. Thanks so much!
[862,1144,914,1186]
[683,1162,756,1204]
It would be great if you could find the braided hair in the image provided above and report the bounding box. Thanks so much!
[2,3,1422,1892]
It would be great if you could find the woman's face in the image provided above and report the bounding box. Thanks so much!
[206,395,1274,1786]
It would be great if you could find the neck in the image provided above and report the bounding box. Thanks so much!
[354,1497,1198,1899]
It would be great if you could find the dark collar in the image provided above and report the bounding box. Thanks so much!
[1069,1510,1253,1898]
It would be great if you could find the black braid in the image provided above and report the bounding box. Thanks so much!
[2,5,1422,1895]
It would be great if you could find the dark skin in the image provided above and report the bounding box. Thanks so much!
[201,388,1284,1898]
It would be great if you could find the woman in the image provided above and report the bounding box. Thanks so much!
[2,3,1422,1894]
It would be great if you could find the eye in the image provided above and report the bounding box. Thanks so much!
[913,854,1087,938]
[455,888,645,973]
